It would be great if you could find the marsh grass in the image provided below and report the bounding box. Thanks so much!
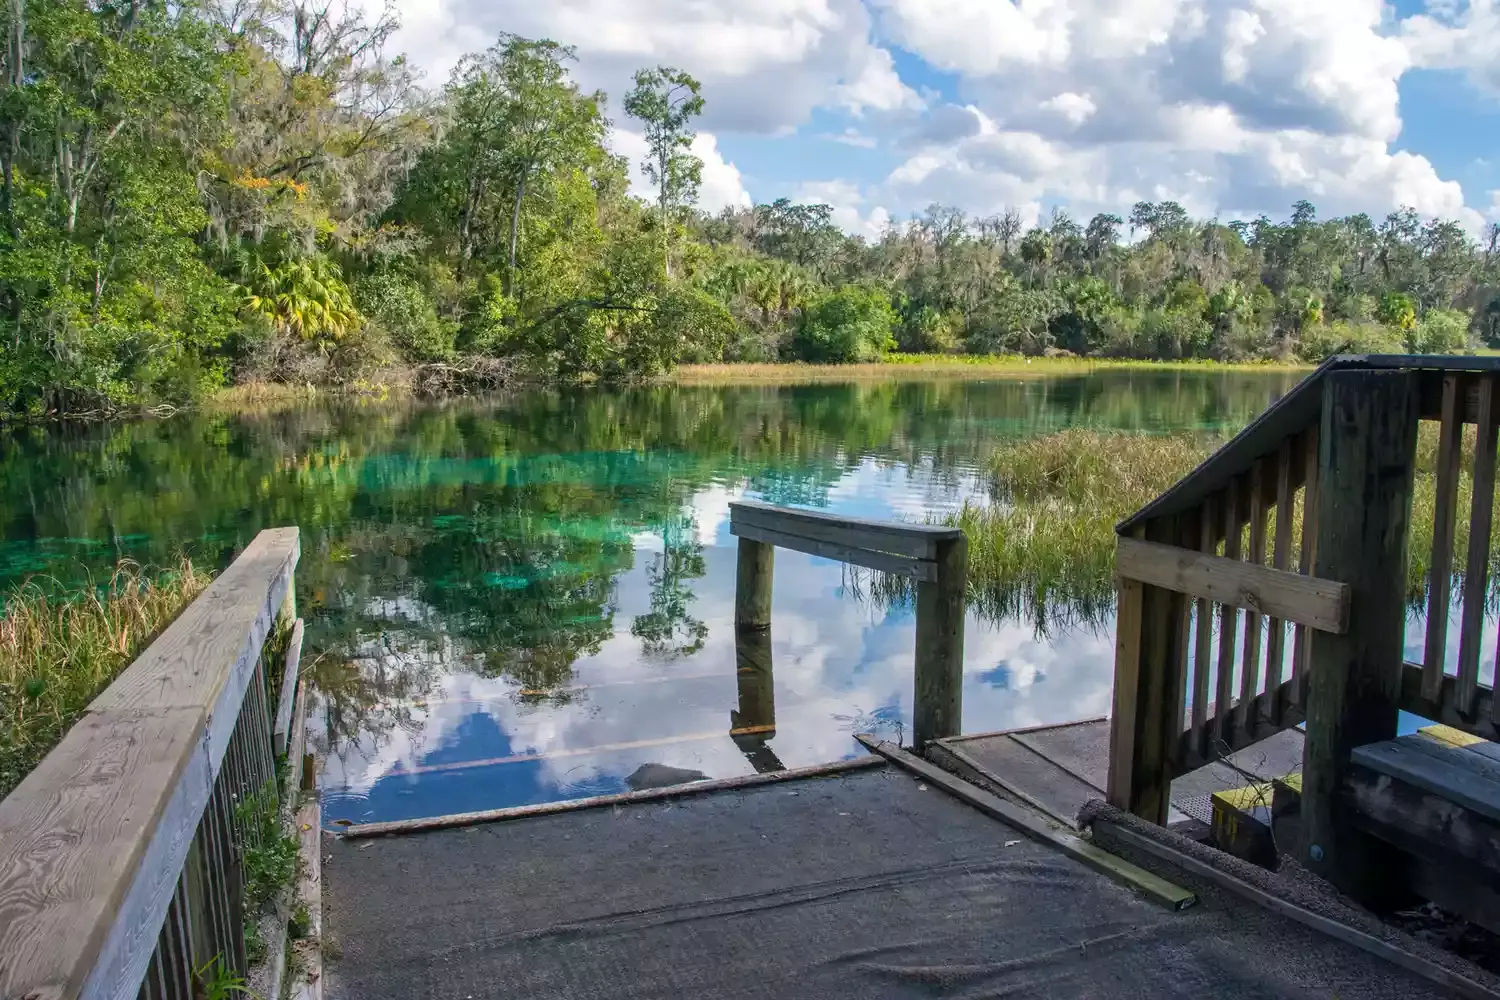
[0,559,213,797]
[672,355,1308,384]
[939,422,1500,632]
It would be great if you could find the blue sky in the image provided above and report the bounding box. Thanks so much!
[383,0,1500,235]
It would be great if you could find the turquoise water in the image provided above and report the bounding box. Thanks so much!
[0,372,1306,824]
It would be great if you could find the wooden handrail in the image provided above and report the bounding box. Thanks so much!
[1115,537,1349,633]
[0,528,300,1000]
[727,501,966,748]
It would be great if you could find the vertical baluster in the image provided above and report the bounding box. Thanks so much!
[1292,425,1320,702]
[1267,440,1296,724]
[1190,495,1217,761]
[1424,373,1464,699]
[1237,460,1268,737]
[1214,478,1241,753]
[200,786,231,973]
[166,875,196,999]
[1460,376,1497,717]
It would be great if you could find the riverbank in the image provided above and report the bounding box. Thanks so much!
[672,355,1310,383]
[0,560,212,798]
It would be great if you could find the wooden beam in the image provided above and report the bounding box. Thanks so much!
[733,537,774,629]
[1300,369,1418,901]
[272,618,305,757]
[729,499,961,560]
[1423,373,1465,699]
[912,534,967,749]
[1115,536,1349,633]
[857,736,1197,911]
[730,520,937,581]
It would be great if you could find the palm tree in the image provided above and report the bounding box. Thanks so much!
[240,254,362,348]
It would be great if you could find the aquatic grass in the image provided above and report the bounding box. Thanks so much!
[0,559,213,798]
[942,422,1500,632]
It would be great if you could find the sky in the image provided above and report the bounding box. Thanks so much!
[369,0,1500,237]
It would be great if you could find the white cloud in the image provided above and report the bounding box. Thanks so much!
[793,179,892,238]
[823,128,878,148]
[1403,0,1500,97]
[610,129,753,213]
[1038,92,1098,127]
[377,0,913,134]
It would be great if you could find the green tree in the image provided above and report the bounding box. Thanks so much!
[624,66,704,278]
[791,284,896,362]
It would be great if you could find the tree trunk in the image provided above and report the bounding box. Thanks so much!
[506,173,525,299]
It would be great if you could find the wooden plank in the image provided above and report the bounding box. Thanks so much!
[1463,376,1500,716]
[1399,661,1500,741]
[1214,482,1241,750]
[1292,425,1320,703]
[1105,576,1145,813]
[1190,496,1216,761]
[1348,757,1500,878]
[733,537,774,629]
[1115,536,1349,632]
[858,737,1197,911]
[1237,459,1269,736]
[272,619,305,757]
[0,528,299,1000]
[1267,440,1295,724]
[1093,819,1500,1000]
[1424,373,1465,700]
[282,679,310,824]
[1301,369,1419,898]
[289,799,322,1000]
[929,740,1096,829]
[912,534,967,748]
[729,520,936,582]
[1353,735,1500,823]
[343,756,887,838]
[729,500,960,560]
[92,528,300,713]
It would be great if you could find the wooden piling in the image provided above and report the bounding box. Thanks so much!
[734,537,774,630]
[1301,369,1419,900]
[913,534,968,749]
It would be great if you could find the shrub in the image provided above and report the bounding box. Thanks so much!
[1408,308,1470,354]
[355,271,456,361]
[789,284,897,363]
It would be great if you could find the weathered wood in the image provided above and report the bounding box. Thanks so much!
[731,519,936,581]
[272,619,305,757]
[1189,496,1216,761]
[733,536,775,629]
[1353,734,1500,822]
[1214,483,1242,748]
[1114,536,1349,632]
[1237,459,1269,735]
[1106,576,1145,812]
[1461,376,1499,716]
[859,737,1197,911]
[912,534,967,748]
[1398,661,1500,741]
[0,528,299,1000]
[1292,425,1320,703]
[729,499,961,560]
[289,798,322,1000]
[1424,373,1466,700]
[1091,819,1500,1000]
[1267,440,1295,724]
[1301,369,1419,898]
[343,756,887,838]
[1347,756,1500,879]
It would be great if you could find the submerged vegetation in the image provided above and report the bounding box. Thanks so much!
[0,559,211,797]
[3,2,1498,417]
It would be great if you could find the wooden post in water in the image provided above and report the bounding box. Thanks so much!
[1301,369,1418,900]
[735,537,774,630]
[913,534,968,749]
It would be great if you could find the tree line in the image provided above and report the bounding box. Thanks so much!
[3,0,1499,415]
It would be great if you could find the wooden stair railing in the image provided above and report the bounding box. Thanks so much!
[1107,356,1500,833]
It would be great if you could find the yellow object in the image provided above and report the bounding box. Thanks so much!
[1417,723,1485,748]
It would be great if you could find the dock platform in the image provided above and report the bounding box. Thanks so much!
[931,718,1306,830]
[322,755,1469,1000]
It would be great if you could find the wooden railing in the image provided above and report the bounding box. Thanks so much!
[1109,356,1500,833]
[0,528,305,1000]
[729,501,967,748]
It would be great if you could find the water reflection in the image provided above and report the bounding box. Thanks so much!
[0,371,1304,824]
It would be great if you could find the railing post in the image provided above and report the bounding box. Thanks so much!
[1301,369,1418,899]
[732,627,782,773]
[1107,523,1190,825]
[913,534,967,749]
[735,537,774,630]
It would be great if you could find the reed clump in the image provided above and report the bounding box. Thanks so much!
[0,560,213,798]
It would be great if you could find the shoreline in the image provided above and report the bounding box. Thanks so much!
[670,355,1311,383]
